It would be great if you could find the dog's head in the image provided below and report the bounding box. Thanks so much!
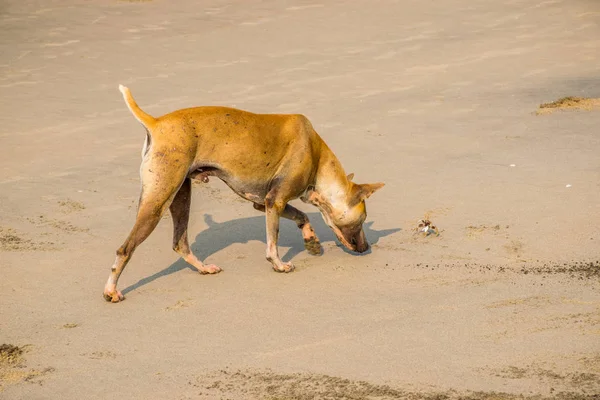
[307,175,384,253]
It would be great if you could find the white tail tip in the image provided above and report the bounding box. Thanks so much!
[118,84,128,94]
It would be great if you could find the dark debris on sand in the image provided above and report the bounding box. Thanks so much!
[0,344,24,365]
[408,260,599,280]
[190,369,599,400]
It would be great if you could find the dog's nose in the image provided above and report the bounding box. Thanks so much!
[356,242,369,253]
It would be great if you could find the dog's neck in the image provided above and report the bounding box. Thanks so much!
[303,147,351,213]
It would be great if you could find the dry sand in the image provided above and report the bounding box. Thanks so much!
[1,0,599,399]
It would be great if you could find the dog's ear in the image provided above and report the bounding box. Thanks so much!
[359,182,385,199]
[347,173,354,181]
[351,182,385,205]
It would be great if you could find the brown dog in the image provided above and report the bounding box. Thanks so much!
[103,85,384,302]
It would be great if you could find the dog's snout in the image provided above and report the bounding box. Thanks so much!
[356,242,369,253]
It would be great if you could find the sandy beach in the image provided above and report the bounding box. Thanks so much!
[1,0,599,399]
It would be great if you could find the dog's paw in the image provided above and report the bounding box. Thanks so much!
[103,289,124,303]
[199,264,222,274]
[304,237,323,256]
[273,262,295,273]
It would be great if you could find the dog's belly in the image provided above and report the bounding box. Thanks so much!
[190,166,268,204]
[225,178,267,204]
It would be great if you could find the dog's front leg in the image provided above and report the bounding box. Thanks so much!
[264,197,295,273]
[253,202,322,256]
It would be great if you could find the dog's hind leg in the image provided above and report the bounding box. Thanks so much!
[103,200,168,302]
[103,156,188,303]
[253,203,322,255]
[170,178,222,274]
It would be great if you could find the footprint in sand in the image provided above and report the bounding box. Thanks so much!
[164,299,194,311]
[84,351,118,360]
[27,215,89,234]
[57,199,86,214]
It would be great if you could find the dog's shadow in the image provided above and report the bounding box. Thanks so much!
[122,212,400,295]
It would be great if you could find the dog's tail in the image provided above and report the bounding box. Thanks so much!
[118,84,156,128]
